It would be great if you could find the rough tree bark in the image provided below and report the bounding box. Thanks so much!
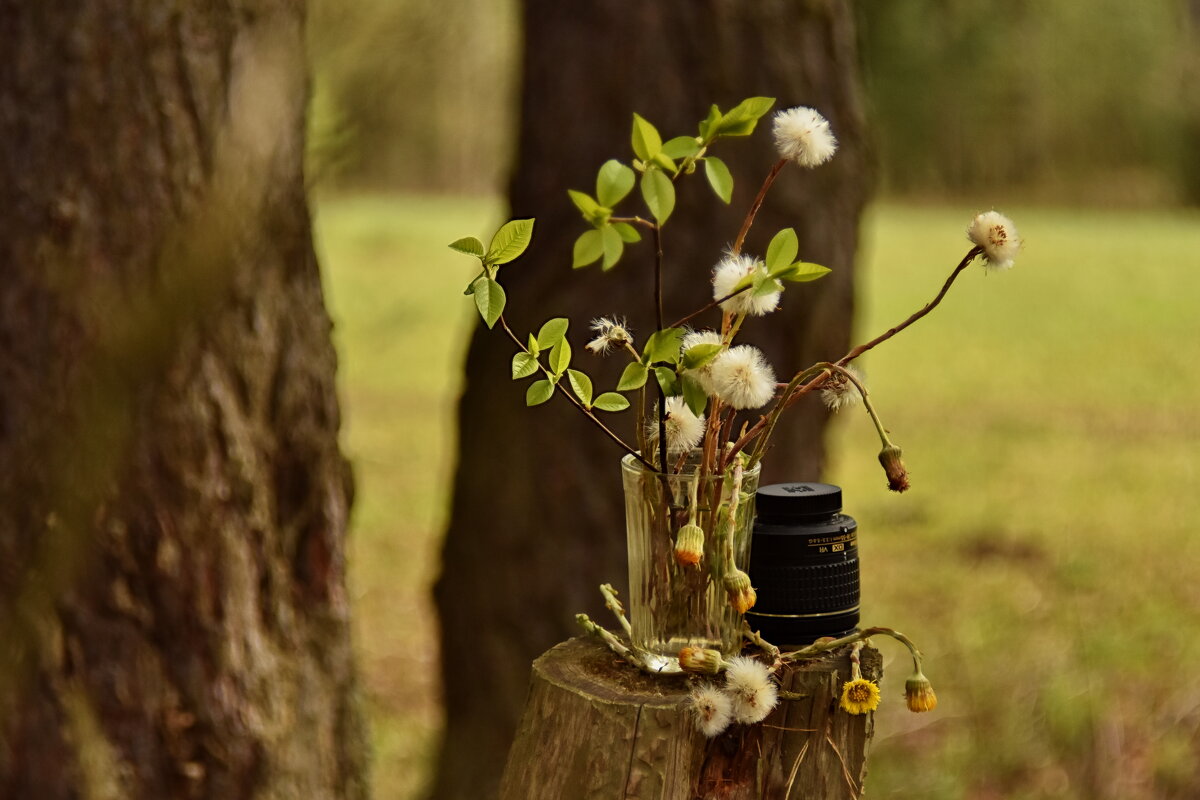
[0,2,367,798]
[498,639,882,800]
[433,2,870,797]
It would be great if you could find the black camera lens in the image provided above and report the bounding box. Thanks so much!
[746,482,859,645]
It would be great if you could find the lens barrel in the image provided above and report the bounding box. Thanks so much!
[746,482,860,645]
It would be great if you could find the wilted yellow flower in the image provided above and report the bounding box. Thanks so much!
[839,678,881,715]
[905,672,938,713]
[723,568,757,614]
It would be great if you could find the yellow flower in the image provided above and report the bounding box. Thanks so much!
[839,678,881,715]
[905,672,938,713]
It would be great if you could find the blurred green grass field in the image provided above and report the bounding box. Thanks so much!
[314,194,1200,799]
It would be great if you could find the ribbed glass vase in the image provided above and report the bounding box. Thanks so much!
[620,453,761,672]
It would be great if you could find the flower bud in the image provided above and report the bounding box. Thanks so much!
[678,646,725,675]
[904,671,938,713]
[673,524,705,567]
[878,445,910,493]
[723,568,757,614]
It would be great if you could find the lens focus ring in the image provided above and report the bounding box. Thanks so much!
[751,558,860,614]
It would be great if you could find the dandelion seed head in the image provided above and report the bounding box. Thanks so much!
[821,366,864,412]
[712,254,780,317]
[966,211,1021,271]
[680,329,724,394]
[585,316,633,355]
[772,106,838,168]
[709,346,776,410]
[724,656,779,724]
[647,396,705,455]
[690,683,733,737]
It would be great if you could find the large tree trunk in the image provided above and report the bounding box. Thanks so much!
[433,2,870,797]
[0,2,367,798]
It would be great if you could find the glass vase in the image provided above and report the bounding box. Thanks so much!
[620,453,761,672]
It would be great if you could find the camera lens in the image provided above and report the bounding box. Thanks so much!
[746,482,859,645]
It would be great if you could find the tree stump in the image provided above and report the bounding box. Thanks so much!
[499,637,882,800]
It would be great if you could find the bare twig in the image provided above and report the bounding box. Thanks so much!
[732,158,787,256]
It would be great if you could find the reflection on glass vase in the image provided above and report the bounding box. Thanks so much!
[620,452,761,672]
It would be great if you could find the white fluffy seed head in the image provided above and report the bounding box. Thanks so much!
[723,656,779,724]
[585,316,634,355]
[821,365,864,412]
[680,329,724,394]
[712,254,780,317]
[709,346,776,410]
[647,396,706,455]
[690,683,734,737]
[966,211,1021,271]
[772,106,838,167]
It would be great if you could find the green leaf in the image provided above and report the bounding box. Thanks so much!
[631,113,662,161]
[548,338,572,376]
[526,379,554,406]
[511,352,539,380]
[643,327,684,365]
[463,273,483,296]
[527,333,540,356]
[704,157,734,204]
[536,317,569,349]
[572,229,604,268]
[682,343,723,371]
[448,236,485,257]
[567,369,593,406]
[568,189,603,219]
[596,160,635,207]
[717,96,776,136]
[472,278,505,329]
[698,104,723,142]
[752,272,784,297]
[662,135,702,160]
[779,262,833,282]
[654,367,680,396]
[681,374,708,417]
[593,392,631,413]
[600,224,624,270]
[640,170,675,224]
[765,228,800,272]
[616,362,648,391]
[651,152,678,173]
[611,222,642,243]
[486,218,535,265]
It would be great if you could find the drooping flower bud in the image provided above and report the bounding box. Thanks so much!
[678,646,725,675]
[723,568,757,614]
[904,670,938,713]
[673,523,705,567]
[878,444,910,493]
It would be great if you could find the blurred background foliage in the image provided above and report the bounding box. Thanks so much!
[305,1,1199,798]
[309,0,1199,204]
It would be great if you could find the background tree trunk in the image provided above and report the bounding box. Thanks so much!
[0,2,367,798]
[433,2,870,797]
